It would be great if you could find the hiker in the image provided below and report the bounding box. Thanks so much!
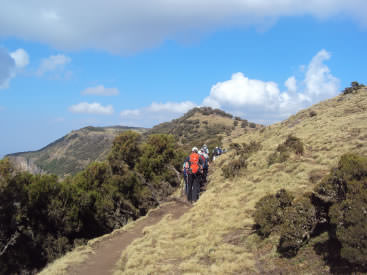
[185,147,203,203]
[199,148,209,186]
[202,144,209,155]
[182,159,189,195]
[213,146,221,161]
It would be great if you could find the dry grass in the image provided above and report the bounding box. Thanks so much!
[41,89,367,274]
[113,91,367,274]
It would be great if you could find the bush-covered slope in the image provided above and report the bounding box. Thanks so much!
[110,87,367,274]
[7,126,147,177]
[0,131,184,274]
[148,106,262,152]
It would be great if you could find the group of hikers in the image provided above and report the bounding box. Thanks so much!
[182,144,224,203]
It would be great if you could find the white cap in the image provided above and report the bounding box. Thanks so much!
[192,147,198,152]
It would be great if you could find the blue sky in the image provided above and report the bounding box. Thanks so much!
[0,1,366,158]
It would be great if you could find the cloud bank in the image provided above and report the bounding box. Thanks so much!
[0,48,29,89]
[81,85,119,96]
[69,102,114,115]
[0,1,366,53]
[203,49,340,124]
[120,101,196,127]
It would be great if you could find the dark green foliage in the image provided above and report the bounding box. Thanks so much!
[342,81,365,95]
[256,153,367,269]
[267,135,304,166]
[221,155,248,178]
[108,131,142,171]
[323,154,367,267]
[278,195,317,257]
[0,133,184,274]
[254,189,294,237]
[233,120,239,127]
[329,180,367,266]
[249,122,256,128]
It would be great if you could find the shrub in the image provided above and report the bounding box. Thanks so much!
[221,155,248,178]
[233,120,239,127]
[108,131,142,171]
[242,141,262,154]
[268,135,304,166]
[254,189,294,237]
[249,122,256,128]
[278,195,318,257]
[309,110,317,117]
[329,180,367,267]
[342,81,365,95]
[229,142,242,153]
[283,135,304,155]
[241,120,248,128]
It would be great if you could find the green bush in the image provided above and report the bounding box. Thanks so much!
[267,135,303,166]
[254,189,294,237]
[221,155,248,178]
[108,130,142,171]
[329,180,367,267]
[283,135,304,155]
[278,195,317,257]
[342,81,365,95]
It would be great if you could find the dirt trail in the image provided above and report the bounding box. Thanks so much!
[67,198,191,275]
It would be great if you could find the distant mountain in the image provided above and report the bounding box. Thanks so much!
[7,126,147,177]
[148,106,262,151]
[6,107,260,177]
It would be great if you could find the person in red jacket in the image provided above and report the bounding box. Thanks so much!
[185,147,203,203]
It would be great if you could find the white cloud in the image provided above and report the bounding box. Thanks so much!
[10,49,29,69]
[0,48,29,89]
[203,49,340,124]
[69,102,114,115]
[36,54,71,76]
[120,101,196,127]
[81,85,119,96]
[148,101,196,113]
[304,49,340,100]
[285,76,297,93]
[0,1,366,53]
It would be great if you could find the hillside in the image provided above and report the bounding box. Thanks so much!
[39,87,367,274]
[7,126,147,177]
[148,106,262,151]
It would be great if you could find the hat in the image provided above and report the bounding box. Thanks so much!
[192,147,198,152]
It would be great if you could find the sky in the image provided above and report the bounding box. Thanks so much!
[0,0,366,158]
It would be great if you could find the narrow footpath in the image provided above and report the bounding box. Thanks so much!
[67,198,191,275]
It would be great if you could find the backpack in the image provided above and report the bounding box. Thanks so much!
[189,152,200,174]
[200,154,208,169]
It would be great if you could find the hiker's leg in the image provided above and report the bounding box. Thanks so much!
[193,175,200,201]
[187,174,193,202]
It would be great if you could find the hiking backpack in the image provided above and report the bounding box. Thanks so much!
[189,152,200,174]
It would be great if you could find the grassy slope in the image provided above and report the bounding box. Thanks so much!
[113,89,367,274]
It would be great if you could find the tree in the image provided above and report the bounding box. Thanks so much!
[108,131,142,172]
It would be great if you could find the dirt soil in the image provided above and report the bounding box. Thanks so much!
[67,198,191,275]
